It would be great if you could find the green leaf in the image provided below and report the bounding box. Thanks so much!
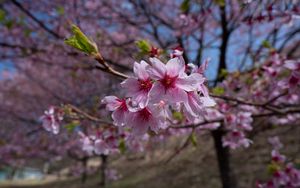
[135,40,151,54]
[214,0,225,7]
[173,111,184,121]
[190,132,197,147]
[65,121,80,133]
[245,76,253,85]
[295,161,300,170]
[180,0,190,13]
[56,6,65,15]
[0,9,5,22]
[219,68,228,79]
[4,19,14,29]
[24,28,32,37]
[262,40,271,49]
[64,24,98,56]
[119,139,126,154]
[267,163,280,175]
[212,86,225,95]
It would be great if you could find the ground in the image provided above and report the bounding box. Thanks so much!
[0,123,299,188]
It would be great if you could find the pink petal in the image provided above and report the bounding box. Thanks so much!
[200,97,216,107]
[121,78,140,95]
[134,91,149,108]
[127,113,149,135]
[186,92,203,116]
[102,96,120,111]
[148,58,166,79]
[176,73,205,91]
[165,87,188,103]
[94,140,109,155]
[199,84,209,97]
[112,109,128,126]
[149,82,166,102]
[134,61,150,80]
[166,58,185,77]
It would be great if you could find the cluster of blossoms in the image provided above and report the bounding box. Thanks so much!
[262,53,300,125]
[256,137,300,188]
[209,52,300,149]
[102,50,215,136]
[222,111,253,149]
[78,129,120,156]
[40,106,64,135]
[78,127,148,155]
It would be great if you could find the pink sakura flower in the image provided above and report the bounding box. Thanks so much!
[284,60,300,71]
[183,91,205,120]
[271,150,286,163]
[183,91,215,121]
[121,61,153,108]
[224,112,252,131]
[78,132,95,155]
[272,170,289,187]
[222,130,252,149]
[102,96,129,126]
[40,106,63,134]
[268,136,283,150]
[197,58,211,74]
[288,73,300,87]
[147,57,204,104]
[78,131,117,155]
[94,139,110,155]
[285,163,300,187]
[170,46,184,59]
[127,105,165,135]
[236,112,253,131]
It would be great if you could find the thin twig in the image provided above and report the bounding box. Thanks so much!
[67,104,112,124]
[94,53,129,79]
[170,108,300,129]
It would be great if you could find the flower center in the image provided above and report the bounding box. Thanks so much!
[139,79,153,92]
[138,108,152,121]
[161,75,177,89]
[117,99,128,111]
[289,75,299,86]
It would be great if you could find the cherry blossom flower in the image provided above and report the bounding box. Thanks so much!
[147,57,204,104]
[102,96,129,126]
[40,106,63,134]
[127,105,165,135]
[222,130,252,149]
[121,61,153,108]
[268,136,283,150]
[271,150,286,163]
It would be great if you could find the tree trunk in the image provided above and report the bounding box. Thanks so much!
[211,4,236,188]
[212,129,236,188]
[99,155,107,187]
[81,157,88,185]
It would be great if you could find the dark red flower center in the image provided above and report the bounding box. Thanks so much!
[232,131,241,137]
[117,99,128,111]
[138,108,152,121]
[139,79,153,92]
[161,75,177,89]
[289,75,299,86]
